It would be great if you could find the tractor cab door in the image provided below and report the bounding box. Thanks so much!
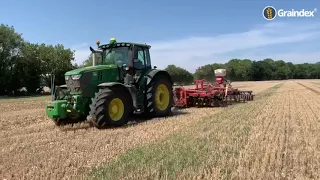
[128,46,151,81]
[132,46,151,70]
[125,46,152,112]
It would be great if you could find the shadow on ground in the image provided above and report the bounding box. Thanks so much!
[58,107,189,131]
[126,107,189,125]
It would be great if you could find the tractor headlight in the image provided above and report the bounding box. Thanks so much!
[71,74,82,80]
[65,76,70,81]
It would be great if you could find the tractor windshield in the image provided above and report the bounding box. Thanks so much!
[102,47,129,66]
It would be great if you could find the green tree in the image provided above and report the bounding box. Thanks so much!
[226,59,253,81]
[194,58,320,81]
[164,65,194,85]
[20,42,42,93]
[194,63,225,81]
[0,24,25,95]
[274,60,290,80]
[40,44,75,87]
[80,53,103,68]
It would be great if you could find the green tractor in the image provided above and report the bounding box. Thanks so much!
[46,38,174,128]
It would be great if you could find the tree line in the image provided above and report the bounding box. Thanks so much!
[1,24,319,96]
[0,24,76,95]
[165,59,320,85]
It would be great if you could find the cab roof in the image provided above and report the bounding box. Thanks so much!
[98,42,151,49]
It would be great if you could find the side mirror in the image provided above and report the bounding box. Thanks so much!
[89,46,95,52]
[153,66,157,69]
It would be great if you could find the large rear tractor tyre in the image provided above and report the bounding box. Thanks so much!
[146,76,173,117]
[89,88,130,128]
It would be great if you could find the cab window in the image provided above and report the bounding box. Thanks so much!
[137,49,145,66]
[134,46,151,69]
[103,47,129,65]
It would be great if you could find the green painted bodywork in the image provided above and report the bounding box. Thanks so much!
[65,64,118,76]
[46,100,67,119]
[72,66,119,97]
[46,94,90,120]
[46,64,120,121]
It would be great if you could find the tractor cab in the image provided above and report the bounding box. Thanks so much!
[90,38,153,84]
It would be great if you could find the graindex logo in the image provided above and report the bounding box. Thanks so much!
[262,6,317,20]
[263,6,277,20]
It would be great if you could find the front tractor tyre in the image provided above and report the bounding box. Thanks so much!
[146,76,173,117]
[89,88,130,128]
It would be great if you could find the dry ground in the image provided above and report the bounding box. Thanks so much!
[0,80,319,180]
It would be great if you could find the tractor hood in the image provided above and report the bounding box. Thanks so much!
[65,65,118,76]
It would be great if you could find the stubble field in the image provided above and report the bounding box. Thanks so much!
[1,80,320,180]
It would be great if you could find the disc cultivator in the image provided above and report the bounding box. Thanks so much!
[173,69,255,108]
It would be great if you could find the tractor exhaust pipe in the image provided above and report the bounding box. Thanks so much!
[92,53,96,66]
[89,46,102,67]
[51,74,55,101]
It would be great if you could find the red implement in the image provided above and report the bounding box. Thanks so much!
[173,79,255,108]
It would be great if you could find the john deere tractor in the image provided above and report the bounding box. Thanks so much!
[46,38,173,128]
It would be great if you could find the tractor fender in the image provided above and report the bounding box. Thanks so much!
[97,82,134,109]
[144,69,173,86]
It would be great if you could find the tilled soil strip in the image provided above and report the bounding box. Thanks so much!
[235,81,320,179]
[296,82,320,95]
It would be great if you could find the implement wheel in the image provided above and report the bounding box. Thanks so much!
[89,88,130,128]
[146,75,173,117]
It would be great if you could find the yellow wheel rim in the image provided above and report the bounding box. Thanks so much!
[108,98,124,121]
[155,84,170,111]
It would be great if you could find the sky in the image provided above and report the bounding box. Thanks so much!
[1,0,320,73]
